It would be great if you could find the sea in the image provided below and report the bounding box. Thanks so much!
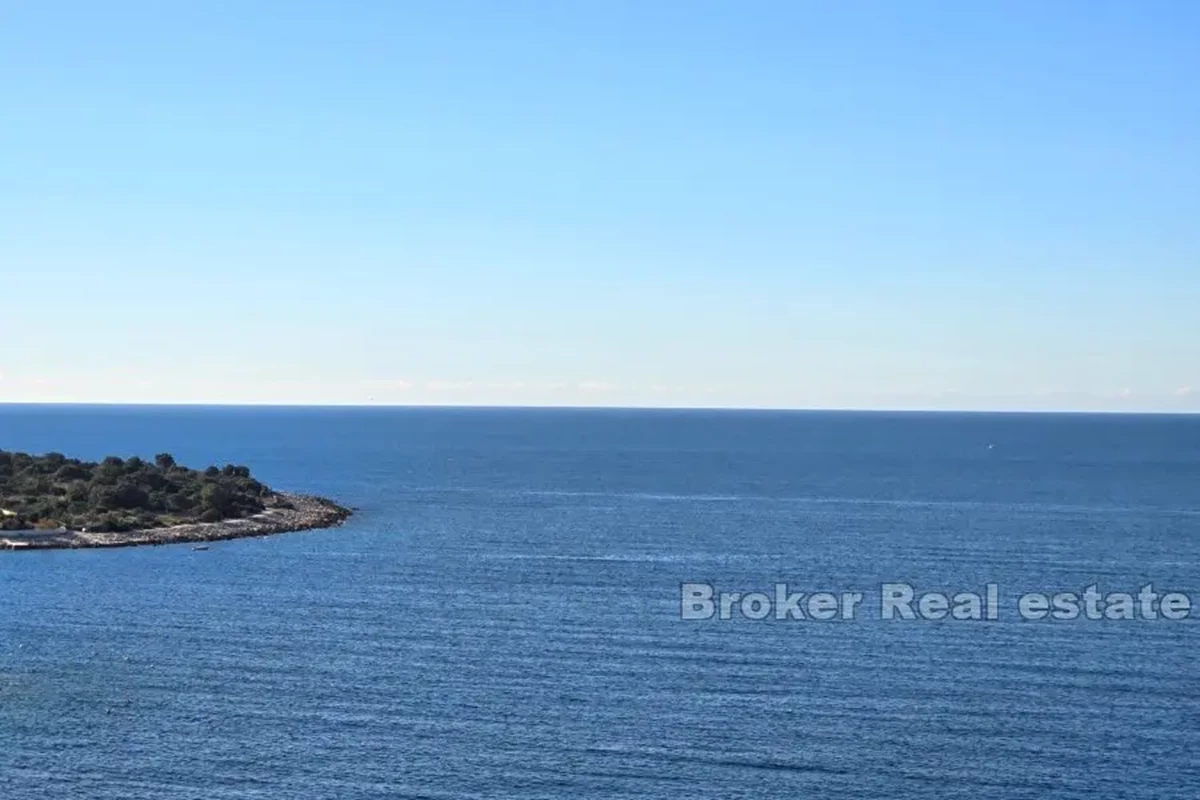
[0,405,1197,799]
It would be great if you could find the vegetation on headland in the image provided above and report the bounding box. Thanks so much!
[0,450,292,533]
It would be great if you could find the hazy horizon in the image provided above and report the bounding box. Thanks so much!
[1,399,1197,416]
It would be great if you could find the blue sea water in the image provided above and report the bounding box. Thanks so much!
[0,406,1197,799]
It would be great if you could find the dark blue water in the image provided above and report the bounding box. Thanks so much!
[1,406,1197,799]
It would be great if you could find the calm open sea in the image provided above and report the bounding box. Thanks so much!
[0,406,1197,799]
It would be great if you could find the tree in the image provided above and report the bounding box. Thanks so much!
[56,463,90,481]
[200,483,233,516]
[88,485,119,510]
[154,453,176,471]
[111,481,149,509]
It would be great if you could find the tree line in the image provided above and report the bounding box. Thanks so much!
[0,450,284,533]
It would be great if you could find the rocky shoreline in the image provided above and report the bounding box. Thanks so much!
[0,493,352,550]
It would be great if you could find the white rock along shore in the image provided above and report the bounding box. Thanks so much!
[0,493,352,550]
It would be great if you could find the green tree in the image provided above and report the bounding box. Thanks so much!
[56,463,90,481]
[111,481,149,509]
[200,483,233,516]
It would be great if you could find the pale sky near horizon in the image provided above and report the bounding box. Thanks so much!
[2,2,1198,411]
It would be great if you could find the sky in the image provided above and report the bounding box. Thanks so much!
[2,1,1198,410]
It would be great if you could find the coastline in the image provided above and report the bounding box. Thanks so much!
[0,493,352,551]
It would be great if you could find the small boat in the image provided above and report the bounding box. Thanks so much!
[191,545,210,551]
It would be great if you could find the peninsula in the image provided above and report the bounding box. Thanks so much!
[0,450,351,550]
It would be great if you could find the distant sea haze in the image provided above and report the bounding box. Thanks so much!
[1,406,1198,799]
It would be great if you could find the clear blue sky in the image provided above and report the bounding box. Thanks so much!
[2,1,1197,410]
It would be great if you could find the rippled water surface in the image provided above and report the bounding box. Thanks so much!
[1,406,1198,798]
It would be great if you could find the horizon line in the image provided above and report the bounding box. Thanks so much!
[0,401,1196,416]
